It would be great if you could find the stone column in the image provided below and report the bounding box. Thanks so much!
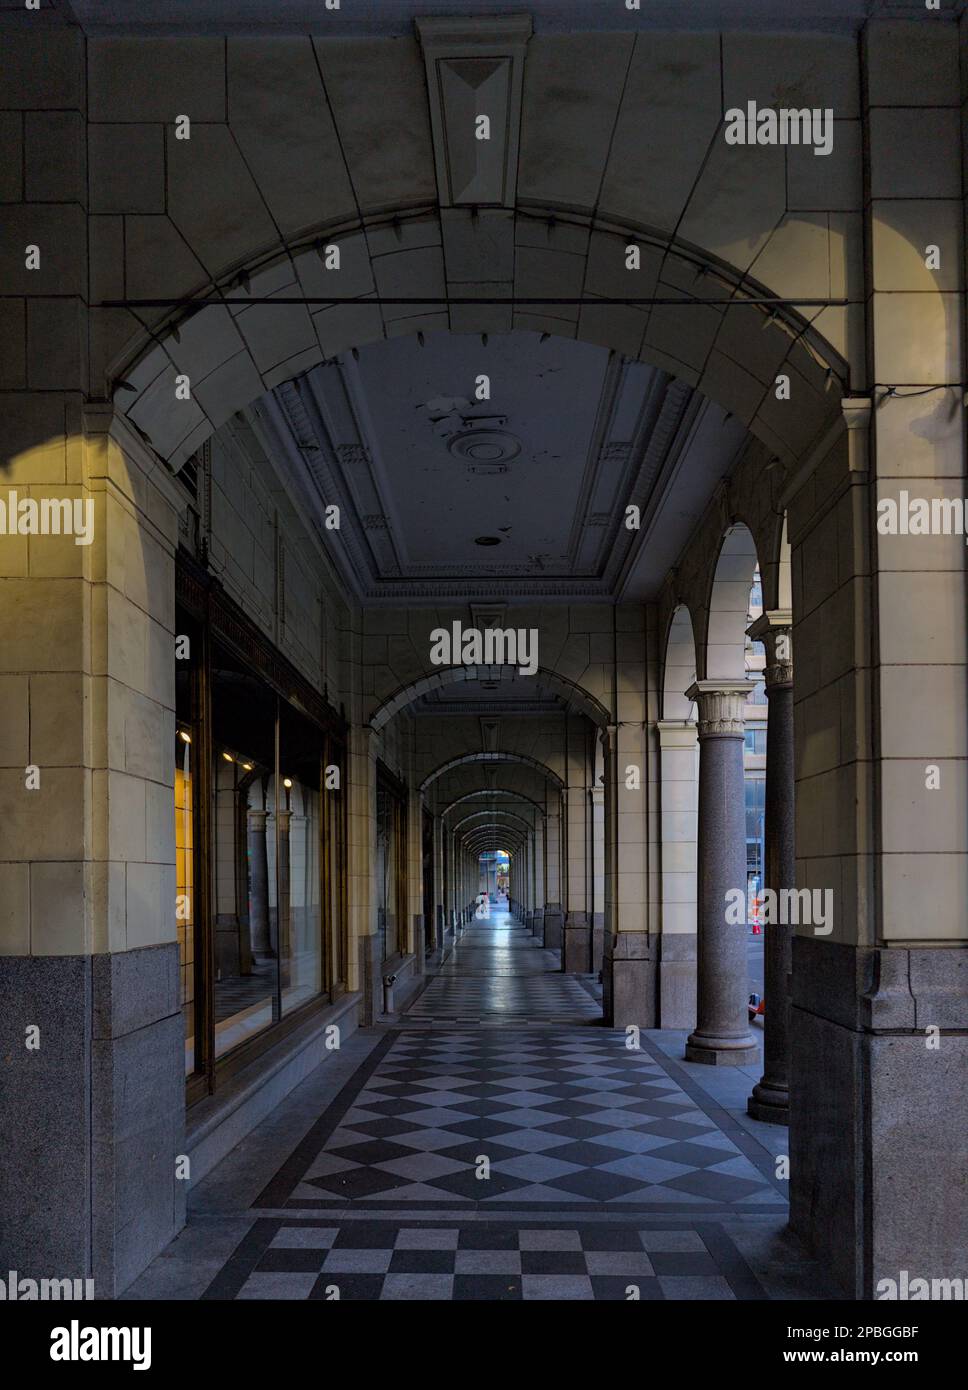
[563,785,590,972]
[542,788,564,951]
[590,786,606,970]
[277,807,292,988]
[0,398,186,1296]
[532,815,545,938]
[247,807,272,955]
[747,613,794,1124]
[684,681,759,1066]
[656,720,699,1028]
[432,814,445,951]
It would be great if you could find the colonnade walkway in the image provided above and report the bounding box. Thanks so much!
[127,911,836,1301]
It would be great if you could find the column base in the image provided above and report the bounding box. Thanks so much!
[543,906,563,952]
[563,912,590,973]
[747,1078,789,1124]
[0,944,184,1298]
[602,932,657,1028]
[591,913,605,973]
[790,937,968,1299]
[358,931,384,1025]
[658,933,697,1028]
[685,1030,759,1066]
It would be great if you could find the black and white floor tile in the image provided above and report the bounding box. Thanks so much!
[130,912,837,1301]
[258,1028,786,1211]
[204,1218,767,1301]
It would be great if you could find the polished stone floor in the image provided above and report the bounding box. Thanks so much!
[127,912,838,1301]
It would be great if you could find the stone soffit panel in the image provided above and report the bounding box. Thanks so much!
[247,330,698,603]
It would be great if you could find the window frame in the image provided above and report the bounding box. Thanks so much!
[177,551,348,1106]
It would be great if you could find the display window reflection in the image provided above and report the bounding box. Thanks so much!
[174,571,348,1101]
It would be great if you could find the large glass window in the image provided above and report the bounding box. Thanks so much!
[376,768,406,962]
[175,645,197,1077]
[211,641,278,1060]
[175,573,347,1098]
[745,775,766,892]
[744,727,767,753]
[280,702,324,1015]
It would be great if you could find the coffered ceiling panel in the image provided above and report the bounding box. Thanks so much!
[246,329,702,603]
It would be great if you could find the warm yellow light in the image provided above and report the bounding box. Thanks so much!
[179,730,191,744]
[283,777,293,789]
[222,752,233,762]
[242,762,253,771]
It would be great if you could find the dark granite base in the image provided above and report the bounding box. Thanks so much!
[358,931,384,1026]
[0,943,184,1299]
[747,1077,789,1125]
[602,931,657,1028]
[543,905,563,952]
[789,937,968,1299]
[591,912,605,973]
[563,912,590,973]
[684,1038,759,1066]
[412,914,426,975]
[658,933,697,1028]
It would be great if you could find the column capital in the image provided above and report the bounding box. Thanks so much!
[685,680,753,737]
[747,609,793,688]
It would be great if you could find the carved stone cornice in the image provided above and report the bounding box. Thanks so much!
[685,680,754,738]
[747,609,793,689]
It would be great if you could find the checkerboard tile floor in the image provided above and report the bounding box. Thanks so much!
[262,1029,785,1210]
[407,917,601,1022]
[205,1219,765,1301]
[139,911,838,1302]
[405,974,602,1022]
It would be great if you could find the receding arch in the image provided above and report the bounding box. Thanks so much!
[109,207,847,478]
[440,788,547,817]
[705,523,762,681]
[662,603,699,720]
[452,810,535,839]
[776,514,792,612]
[372,664,611,733]
[421,751,565,795]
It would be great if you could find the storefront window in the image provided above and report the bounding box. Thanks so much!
[174,566,347,1097]
[376,768,406,962]
[210,644,278,1059]
[280,702,324,1015]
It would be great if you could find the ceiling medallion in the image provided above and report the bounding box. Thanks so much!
[448,428,521,467]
